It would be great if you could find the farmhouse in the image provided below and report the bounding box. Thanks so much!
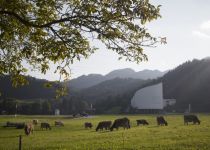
[131,83,176,113]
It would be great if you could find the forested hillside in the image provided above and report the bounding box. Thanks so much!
[0,75,56,99]
[1,58,210,114]
[0,75,149,114]
[69,78,149,113]
[162,58,210,112]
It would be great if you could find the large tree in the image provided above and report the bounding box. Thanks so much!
[0,0,165,86]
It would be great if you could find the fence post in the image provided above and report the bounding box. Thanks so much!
[19,135,22,150]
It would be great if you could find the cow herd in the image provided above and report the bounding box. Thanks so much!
[3,114,201,136]
[24,120,63,135]
[85,115,201,132]
[3,119,64,136]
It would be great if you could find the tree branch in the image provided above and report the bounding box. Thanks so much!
[0,10,75,27]
[0,10,102,28]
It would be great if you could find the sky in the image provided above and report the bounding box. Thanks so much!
[28,0,210,80]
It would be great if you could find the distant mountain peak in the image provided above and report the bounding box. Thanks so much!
[203,56,210,61]
[78,73,102,77]
[113,68,135,72]
[107,68,135,74]
[69,68,165,89]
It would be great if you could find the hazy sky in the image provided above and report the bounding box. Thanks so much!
[28,0,210,80]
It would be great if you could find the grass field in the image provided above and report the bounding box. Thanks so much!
[0,114,210,150]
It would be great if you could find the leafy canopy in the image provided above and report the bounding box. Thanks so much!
[0,0,165,86]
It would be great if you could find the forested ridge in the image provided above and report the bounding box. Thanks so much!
[1,58,210,114]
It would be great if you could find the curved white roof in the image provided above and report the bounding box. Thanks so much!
[131,83,163,109]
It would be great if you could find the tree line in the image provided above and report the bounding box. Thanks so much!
[0,97,90,115]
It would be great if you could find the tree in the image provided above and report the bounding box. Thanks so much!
[42,100,52,114]
[0,98,17,114]
[0,0,165,86]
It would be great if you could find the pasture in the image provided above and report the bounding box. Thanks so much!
[0,114,210,150]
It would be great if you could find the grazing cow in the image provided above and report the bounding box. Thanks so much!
[136,119,149,126]
[157,116,168,126]
[84,122,93,129]
[5,121,17,127]
[41,122,51,130]
[32,119,39,125]
[96,121,112,131]
[184,115,200,125]
[16,123,25,129]
[55,121,64,127]
[110,117,130,131]
[4,122,25,129]
[24,123,34,136]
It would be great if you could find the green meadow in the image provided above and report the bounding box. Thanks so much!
[0,114,210,150]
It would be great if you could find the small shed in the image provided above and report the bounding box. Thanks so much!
[55,109,60,115]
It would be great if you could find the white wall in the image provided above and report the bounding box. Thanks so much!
[131,83,163,109]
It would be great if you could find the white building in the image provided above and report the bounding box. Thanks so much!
[55,109,60,115]
[131,83,176,113]
[163,99,176,107]
[131,83,163,109]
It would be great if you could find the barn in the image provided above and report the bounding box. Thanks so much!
[131,83,167,113]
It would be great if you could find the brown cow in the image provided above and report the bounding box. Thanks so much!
[136,119,149,126]
[24,123,34,136]
[84,122,93,129]
[184,115,200,125]
[41,122,51,130]
[96,121,112,131]
[110,117,130,131]
[32,119,38,125]
[157,116,168,126]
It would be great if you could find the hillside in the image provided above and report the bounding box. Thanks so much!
[69,78,149,113]
[128,58,210,113]
[1,58,210,114]
[69,68,165,89]
[0,74,149,114]
[69,74,105,89]
[106,68,165,80]
[162,58,210,112]
[0,75,56,99]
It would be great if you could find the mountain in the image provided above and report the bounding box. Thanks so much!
[2,58,210,114]
[162,58,210,112]
[69,74,105,89]
[69,78,149,113]
[129,58,210,113]
[134,69,167,79]
[0,74,149,114]
[106,68,165,80]
[0,75,57,99]
[69,68,165,89]
[105,68,136,79]
[71,78,147,103]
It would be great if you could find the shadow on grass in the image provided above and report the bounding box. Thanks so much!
[147,125,159,128]
[0,134,28,139]
[34,129,52,132]
[94,130,111,133]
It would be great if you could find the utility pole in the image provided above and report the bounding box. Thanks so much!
[15,103,18,117]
